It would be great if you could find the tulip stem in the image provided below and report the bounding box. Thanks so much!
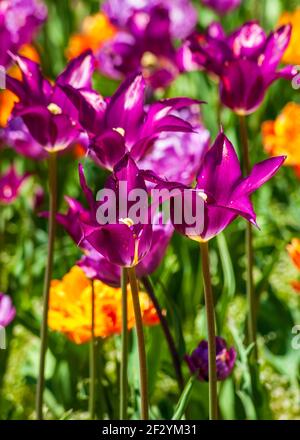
[239,115,257,361]
[127,267,149,420]
[89,279,97,419]
[120,268,128,420]
[36,151,57,420]
[141,276,184,391]
[200,242,218,420]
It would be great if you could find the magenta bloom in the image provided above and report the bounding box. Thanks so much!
[103,0,197,39]
[62,72,199,172]
[182,22,297,114]
[0,165,29,204]
[185,337,236,381]
[55,193,173,284]
[202,0,241,14]
[98,1,196,89]
[0,117,47,160]
[6,50,95,152]
[149,132,285,241]
[0,293,16,327]
[0,0,47,68]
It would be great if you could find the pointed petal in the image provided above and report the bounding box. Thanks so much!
[56,50,95,89]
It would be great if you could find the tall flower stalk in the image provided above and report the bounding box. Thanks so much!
[127,267,149,420]
[89,279,97,419]
[36,152,57,420]
[238,115,257,361]
[120,268,128,419]
[141,276,184,391]
[200,242,218,420]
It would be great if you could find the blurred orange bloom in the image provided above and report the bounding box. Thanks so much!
[279,8,300,65]
[48,266,160,344]
[287,238,300,271]
[287,238,300,294]
[0,44,40,128]
[66,12,116,60]
[262,103,300,174]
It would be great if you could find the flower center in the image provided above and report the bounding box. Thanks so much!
[3,185,13,198]
[47,103,62,115]
[113,127,125,137]
[119,217,134,227]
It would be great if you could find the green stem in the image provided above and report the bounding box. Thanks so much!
[238,115,257,361]
[142,276,184,391]
[89,279,97,420]
[36,152,57,420]
[120,268,128,420]
[172,375,197,420]
[127,267,149,420]
[200,242,218,420]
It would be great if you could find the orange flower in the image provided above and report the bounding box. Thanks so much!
[279,8,300,65]
[66,12,116,60]
[287,238,300,271]
[262,102,300,171]
[0,44,40,128]
[48,266,159,344]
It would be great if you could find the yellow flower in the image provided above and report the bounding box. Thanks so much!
[0,44,40,128]
[66,12,116,60]
[262,102,300,173]
[287,238,300,294]
[279,8,300,65]
[48,266,160,344]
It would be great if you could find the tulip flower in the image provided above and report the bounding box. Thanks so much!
[149,131,285,419]
[6,50,95,152]
[62,72,201,172]
[98,1,197,89]
[202,0,241,15]
[182,21,297,114]
[0,292,16,327]
[6,50,97,420]
[185,337,236,381]
[0,164,30,204]
[279,8,300,65]
[0,0,47,68]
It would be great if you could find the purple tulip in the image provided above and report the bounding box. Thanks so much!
[6,50,95,152]
[55,195,173,285]
[62,72,200,172]
[0,0,47,68]
[98,1,196,89]
[185,337,236,381]
[0,293,16,327]
[202,0,241,14]
[182,21,297,114]
[148,132,285,241]
[0,164,30,204]
[103,0,197,39]
[138,104,210,185]
[0,117,47,160]
[78,154,153,268]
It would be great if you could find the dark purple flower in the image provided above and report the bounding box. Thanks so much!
[62,72,200,172]
[98,1,196,89]
[0,292,16,327]
[6,50,95,152]
[55,195,173,284]
[0,164,30,204]
[0,117,47,160]
[0,0,47,68]
[148,132,285,241]
[103,0,197,39]
[185,337,236,381]
[202,0,241,14]
[182,21,297,114]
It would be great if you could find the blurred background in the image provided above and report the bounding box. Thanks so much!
[0,0,300,420]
